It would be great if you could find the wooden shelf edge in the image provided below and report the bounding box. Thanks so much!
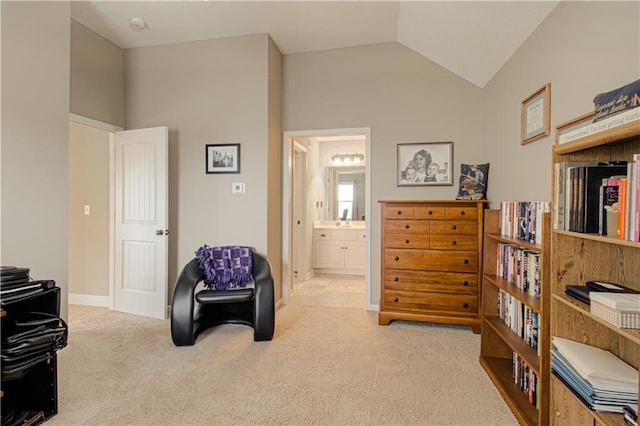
[483,274,542,313]
[484,232,544,251]
[483,316,540,373]
[551,294,640,344]
[554,230,640,249]
[479,356,538,426]
[553,119,640,155]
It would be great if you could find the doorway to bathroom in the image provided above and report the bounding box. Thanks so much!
[282,127,371,310]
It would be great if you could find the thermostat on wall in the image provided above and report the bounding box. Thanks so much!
[232,182,246,194]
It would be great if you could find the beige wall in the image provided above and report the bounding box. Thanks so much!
[484,1,640,205]
[283,42,486,307]
[124,34,282,298]
[1,1,70,318]
[68,122,110,297]
[70,20,125,128]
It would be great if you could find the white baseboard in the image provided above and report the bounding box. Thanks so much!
[69,293,111,307]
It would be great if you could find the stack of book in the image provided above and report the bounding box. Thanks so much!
[551,337,638,413]
[590,293,640,329]
[499,201,550,244]
[564,280,639,306]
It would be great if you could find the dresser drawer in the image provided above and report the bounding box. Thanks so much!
[384,249,477,272]
[429,235,477,251]
[383,220,429,234]
[383,206,414,219]
[383,290,478,315]
[384,269,477,294]
[446,206,478,220]
[430,220,477,235]
[384,234,429,249]
[413,207,445,220]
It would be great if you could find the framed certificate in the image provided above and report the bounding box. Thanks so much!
[521,83,551,145]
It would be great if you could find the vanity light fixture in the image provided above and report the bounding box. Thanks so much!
[332,153,364,165]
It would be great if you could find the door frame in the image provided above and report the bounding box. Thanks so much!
[281,127,372,309]
[68,113,121,309]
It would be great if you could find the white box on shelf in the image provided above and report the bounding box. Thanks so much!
[590,293,640,329]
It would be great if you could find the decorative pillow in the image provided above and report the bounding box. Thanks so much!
[456,163,489,200]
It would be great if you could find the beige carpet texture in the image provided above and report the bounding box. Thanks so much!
[50,302,518,425]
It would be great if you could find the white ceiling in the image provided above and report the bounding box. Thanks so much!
[70,1,559,88]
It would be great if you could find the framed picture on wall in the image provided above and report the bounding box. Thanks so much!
[397,142,453,186]
[521,83,551,145]
[206,143,241,174]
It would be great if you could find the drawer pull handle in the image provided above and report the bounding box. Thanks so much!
[405,224,410,229]
[463,302,469,308]
[460,211,466,216]
[394,297,399,303]
[463,259,469,264]
[393,277,399,282]
[451,240,456,245]
[463,281,469,286]
[451,225,457,230]
[321,233,326,237]
[428,210,433,215]
[394,256,399,261]
[396,210,402,215]
[405,239,410,244]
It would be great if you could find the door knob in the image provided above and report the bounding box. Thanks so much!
[156,230,164,236]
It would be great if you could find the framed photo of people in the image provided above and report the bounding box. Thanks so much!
[397,142,453,186]
[206,143,240,174]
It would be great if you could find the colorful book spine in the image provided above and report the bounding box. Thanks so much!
[634,154,640,242]
[617,178,628,239]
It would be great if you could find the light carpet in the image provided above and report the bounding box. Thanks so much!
[49,303,517,425]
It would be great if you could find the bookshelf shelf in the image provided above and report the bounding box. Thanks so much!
[551,115,640,426]
[555,229,640,248]
[479,356,538,426]
[480,209,551,426]
[552,293,640,344]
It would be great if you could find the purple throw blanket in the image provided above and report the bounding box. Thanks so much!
[195,245,253,290]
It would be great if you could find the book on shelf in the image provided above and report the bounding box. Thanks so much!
[558,106,640,144]
[618,178,628,239]
[581,164,628,233]
[551,336,638,413]
[631,154,640,241]
[624,404,638,426]
[599,184,620,236]
[499,201,549,243]
[554,161,598,230]
[564,281,639,305]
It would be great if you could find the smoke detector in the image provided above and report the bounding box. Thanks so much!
[129,18,147,32]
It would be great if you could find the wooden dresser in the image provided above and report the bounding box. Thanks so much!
[378,200,486,333]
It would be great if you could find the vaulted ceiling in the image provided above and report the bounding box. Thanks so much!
[71,1,559,88]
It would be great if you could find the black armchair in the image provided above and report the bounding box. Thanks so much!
[171,250,275,346]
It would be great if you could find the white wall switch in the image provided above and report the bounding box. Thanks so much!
[84,205,91,215]
[232,182,246,194]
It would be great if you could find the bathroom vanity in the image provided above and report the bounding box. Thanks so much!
[312,221,366,275]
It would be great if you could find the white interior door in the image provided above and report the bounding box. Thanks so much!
[114,127,169,319]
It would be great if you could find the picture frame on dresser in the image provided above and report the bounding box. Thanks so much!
[397,142,453,186]
[521,83,551,145]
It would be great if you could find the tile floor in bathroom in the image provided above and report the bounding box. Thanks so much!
[289,273,365,309]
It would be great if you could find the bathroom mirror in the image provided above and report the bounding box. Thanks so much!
[328,167,365,221]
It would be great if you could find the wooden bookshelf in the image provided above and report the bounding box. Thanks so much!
[550,118,640,425]
[480,209,551,426]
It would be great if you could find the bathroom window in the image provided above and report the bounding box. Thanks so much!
[337,182,354,220]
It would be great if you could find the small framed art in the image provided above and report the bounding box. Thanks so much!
[206,143,240,174]
[397,141,453,186]
[521,83,551,145]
